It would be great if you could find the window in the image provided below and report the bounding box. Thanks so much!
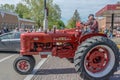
[0,33,14,40]
[14,33,21,39]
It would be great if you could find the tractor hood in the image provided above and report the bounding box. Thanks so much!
[21,31,76,43]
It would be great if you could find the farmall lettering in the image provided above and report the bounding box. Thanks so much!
[54,37,71,41]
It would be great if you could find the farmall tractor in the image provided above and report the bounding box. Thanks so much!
[13,1,119,80]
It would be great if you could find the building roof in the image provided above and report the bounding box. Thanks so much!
[0,9,35,24]
[19,18,35,23]
[0,9,18,17]
[96,3,120,17]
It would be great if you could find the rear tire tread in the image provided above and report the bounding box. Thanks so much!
[74,36,119,80]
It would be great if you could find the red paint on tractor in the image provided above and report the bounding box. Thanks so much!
[20,23,106,58]
[85,46,109,73]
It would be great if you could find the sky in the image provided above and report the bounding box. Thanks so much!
[0,0,120,24]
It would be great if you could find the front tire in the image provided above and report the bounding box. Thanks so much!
[74,36,119,80]
[13,56,35,75]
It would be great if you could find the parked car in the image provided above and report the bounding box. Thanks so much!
[0,31,21,52]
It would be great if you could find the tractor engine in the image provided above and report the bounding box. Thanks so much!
[20,29,79,58]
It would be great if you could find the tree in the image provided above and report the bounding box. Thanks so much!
[0,4,15,12]
[67,9,81,28]
[15,3,31,19]
[56,20,65,29]
[23,0,62,28]
[23,0,44,27]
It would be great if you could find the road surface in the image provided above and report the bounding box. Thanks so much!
[0,52,120,80]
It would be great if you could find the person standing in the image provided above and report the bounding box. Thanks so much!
[109,28,113,39]
[104,28,109,36]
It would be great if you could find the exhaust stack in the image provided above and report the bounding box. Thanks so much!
[43,0,48,32]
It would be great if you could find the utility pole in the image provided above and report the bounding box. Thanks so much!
[43,0,48,32]
[111,13,114,34]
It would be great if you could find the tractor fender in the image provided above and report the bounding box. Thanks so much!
[79,33,107,43]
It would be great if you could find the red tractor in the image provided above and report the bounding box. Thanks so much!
[13,1,119,80]
[13,27,119,80]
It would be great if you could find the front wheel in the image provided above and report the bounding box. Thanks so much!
[13,56,35,75]
[74,36,119,80]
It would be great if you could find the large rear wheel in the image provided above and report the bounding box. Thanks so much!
[74,36,119,80]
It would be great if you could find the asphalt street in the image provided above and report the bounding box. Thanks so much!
[0,52,120,80]
[0,53,42,80]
